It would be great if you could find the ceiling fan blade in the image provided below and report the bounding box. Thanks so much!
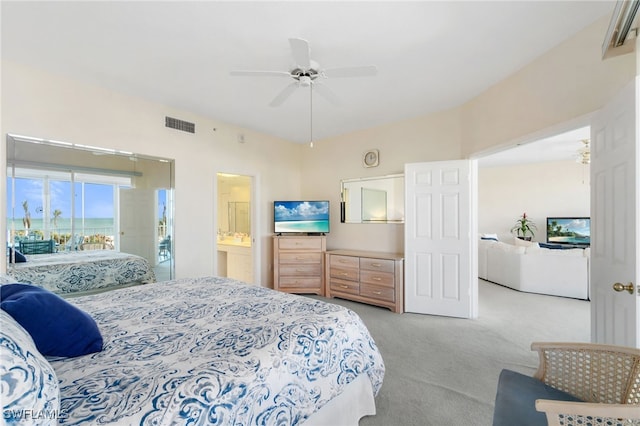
[269,82,299,107]
[230,70,291,77]
[289,38,311,70]
[312,82,341,106]
[323,65,378,78]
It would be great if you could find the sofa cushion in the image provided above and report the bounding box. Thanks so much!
[493,242,526,254]
[493,369,583,426]
[514,237,538,248]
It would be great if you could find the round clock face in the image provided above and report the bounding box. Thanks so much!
[364,150,379,167]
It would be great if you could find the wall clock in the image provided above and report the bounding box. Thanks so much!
[363,149,379,168]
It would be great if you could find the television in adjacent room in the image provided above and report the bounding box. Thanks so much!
[546,217,590,246]
[274,200,330,234]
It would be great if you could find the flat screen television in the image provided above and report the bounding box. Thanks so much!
[546,217,590,246]
[274,200,330,234]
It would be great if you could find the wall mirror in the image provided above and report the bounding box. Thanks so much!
[5,133,175,285]
[341,174,404,223]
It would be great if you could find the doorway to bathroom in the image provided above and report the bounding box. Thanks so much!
[216,173,254,283]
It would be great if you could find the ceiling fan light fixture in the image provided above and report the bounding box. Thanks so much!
[299,76,312,87]
[576,139,591,165]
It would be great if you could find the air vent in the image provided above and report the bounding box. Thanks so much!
[165,116,195,134]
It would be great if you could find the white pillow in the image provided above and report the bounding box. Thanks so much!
[513,237,537,248]
[493,242,526,254]
[525,244,542,254]
[0,310,60,422]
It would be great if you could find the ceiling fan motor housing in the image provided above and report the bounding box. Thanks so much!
[291,59,320,86]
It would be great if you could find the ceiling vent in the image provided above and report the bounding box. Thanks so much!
[165,116,195,134]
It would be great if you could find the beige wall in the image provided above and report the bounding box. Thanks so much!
[460,15,635,157]
[1,61,302,286]
[479,161,590,243]
[301,109,462,253]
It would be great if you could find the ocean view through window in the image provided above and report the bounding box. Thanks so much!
[7,169,128,250]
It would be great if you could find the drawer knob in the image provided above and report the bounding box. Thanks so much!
[340,285,348,289]
[372,277,382,281]
[340,272,349,276]
[373,291,382,295]
[371,263,382,267]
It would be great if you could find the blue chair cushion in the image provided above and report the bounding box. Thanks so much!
[493,369,583,426]
[1,284,103,357]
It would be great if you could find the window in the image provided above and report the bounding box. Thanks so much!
[7,167,130,250]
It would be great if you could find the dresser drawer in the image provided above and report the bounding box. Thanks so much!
[330,255,359,269]
[279,263,322,276]
[279,276,322,289]
[360,269,395,288]
[360,257,395,274]
[330,278,359,295]
[330,266,359,282]
[279,252,322,264]
[360,283,395,303]
[278,238,324,251]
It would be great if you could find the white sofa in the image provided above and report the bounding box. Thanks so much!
[478,238,589,300]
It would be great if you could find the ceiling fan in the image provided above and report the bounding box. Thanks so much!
[230,38,377,107]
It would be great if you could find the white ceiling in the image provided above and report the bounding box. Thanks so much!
[478,125,591,167]
[1,1,613,158]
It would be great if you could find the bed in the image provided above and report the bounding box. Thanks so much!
[1,276,385,425]
[6,249,156,295]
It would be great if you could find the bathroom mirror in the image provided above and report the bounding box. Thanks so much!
[341,174,404,223]
[6,133,175,283]
[228,202,250,234]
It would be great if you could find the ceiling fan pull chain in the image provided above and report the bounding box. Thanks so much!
[309,84,314,148]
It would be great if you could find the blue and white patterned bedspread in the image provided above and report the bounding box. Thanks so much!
[7,250,156,295]
[50,276,385,425]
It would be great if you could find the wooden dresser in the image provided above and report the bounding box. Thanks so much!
[325,250,404,313]
[273,235,326,295]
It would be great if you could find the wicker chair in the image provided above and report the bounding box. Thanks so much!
[532,342,640,425]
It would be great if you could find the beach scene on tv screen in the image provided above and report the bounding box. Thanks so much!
[547,218,590,244]
[274,201,329,233]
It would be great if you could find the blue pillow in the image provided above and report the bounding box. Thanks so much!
[0,284,103,357]
[7,247,27,263]
[539,242,574,250]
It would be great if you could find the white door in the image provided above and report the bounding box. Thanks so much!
[404,160,478,318]
[591,77,640,347]
[119,188,156,264]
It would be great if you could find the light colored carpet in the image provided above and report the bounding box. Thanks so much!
[313,279,590,426]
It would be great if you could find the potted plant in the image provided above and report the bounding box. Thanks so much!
[511,212,536,240]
